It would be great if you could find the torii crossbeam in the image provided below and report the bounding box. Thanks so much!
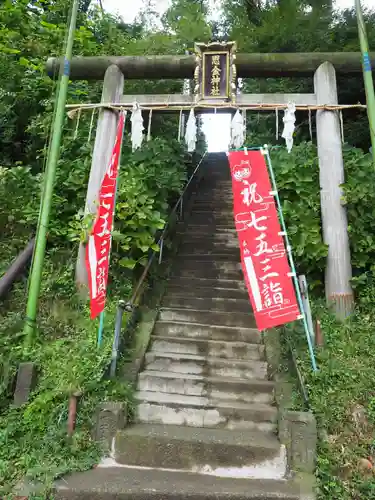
[47,52,374,80]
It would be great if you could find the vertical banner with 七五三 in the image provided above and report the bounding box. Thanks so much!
[228,150,301,331]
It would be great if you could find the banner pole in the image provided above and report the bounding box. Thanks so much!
[263,145,318,372]
[23,0,80,345]
[355,0,375,166]
[97,311,105,347]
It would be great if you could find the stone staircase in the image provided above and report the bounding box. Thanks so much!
[54,153,313,499]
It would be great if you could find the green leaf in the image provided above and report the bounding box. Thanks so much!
[119,258,137,269]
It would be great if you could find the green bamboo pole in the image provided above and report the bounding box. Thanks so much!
[355,0,375,166]
[24,0,80,345]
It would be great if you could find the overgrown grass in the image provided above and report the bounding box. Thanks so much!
[284,285,375,499]
[0,246,134,496]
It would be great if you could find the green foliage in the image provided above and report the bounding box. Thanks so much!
[271,144,327,287]
[341,146,375,286]
[284,290,375,499]
[114,139,188,269]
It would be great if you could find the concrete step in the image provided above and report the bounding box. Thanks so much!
[162,296,251,314]
[137,370,274,404]
[178,252,240,262]
[153,321,261,344]
[189,205,233,213]
[190,200,233,208]
[172,266,243,281]
[193,193,233,201]
[188,215,234,225]
[159,308,256,329]
[54,467,305,499]
[175,260,241,271]
[177,223,236,234]
[194,186,233,192]
[144,351,267,379]
[135,392,277,431]
[179,235,238,245]
[189,209,233,216]
[165,284,249,301]
[167,276,247,291]
[149,336,264,360]
[115,424,283,474]
[189,208,234,215]
[178,239,239,251]
[184,222,235,231]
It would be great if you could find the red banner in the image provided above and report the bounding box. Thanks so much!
[228,150,301,331]
[86,113,125,319]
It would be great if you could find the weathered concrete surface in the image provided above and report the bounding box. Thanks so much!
[167,276,247,291]
[162,296,252,313]
[279,411,317,474]
[153,321,261,343]
[143,351,268,379]
[137,371,274,404]
[159,309,257,328]
[149,336,265,360]
[94,401,127,448]
[54,467,310,499]
[136,395,277,432]
[115,424,284,474]
[13,362,37,407]
[165,284,249,300]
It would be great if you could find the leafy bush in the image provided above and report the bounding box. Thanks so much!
[114,138,188,270]
[271,144,327,288]
[341,145,375,286]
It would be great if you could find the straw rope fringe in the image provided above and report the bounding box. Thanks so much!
[66,102,368,115]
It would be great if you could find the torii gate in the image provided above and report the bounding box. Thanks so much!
[47,46,375,320]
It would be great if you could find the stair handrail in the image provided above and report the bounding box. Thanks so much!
[109,151,207,377]
[0,238,36,300]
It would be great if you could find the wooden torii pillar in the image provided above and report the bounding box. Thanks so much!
[47,51,375,319]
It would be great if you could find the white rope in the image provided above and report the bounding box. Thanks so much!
[147,109,153,142]
[243,109,247,142]
[339,111,345,144]
[178,109,183,141]
[276,108,279,140]
[73,108,81,139]
[87,109,95,144]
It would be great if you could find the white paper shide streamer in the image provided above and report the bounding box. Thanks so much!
[230,110,245,149]
[282,102,296,153]
[131,102,144,151]
[185,109,197,153]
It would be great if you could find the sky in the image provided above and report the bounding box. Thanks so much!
[102,0,372,23]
